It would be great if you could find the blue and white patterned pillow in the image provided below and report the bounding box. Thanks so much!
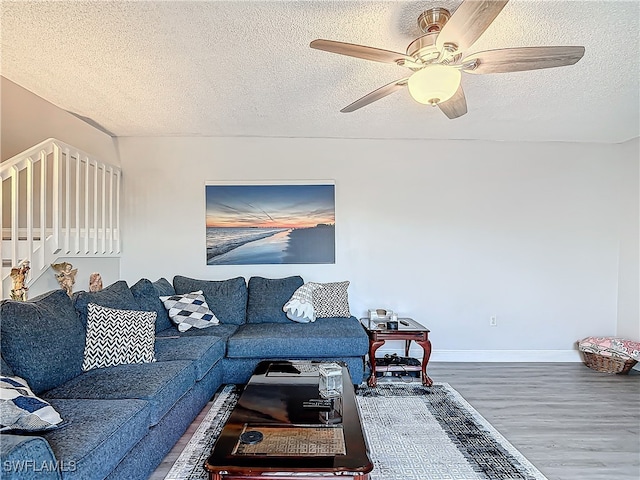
[0,376,63,432]
[160,290,220,332]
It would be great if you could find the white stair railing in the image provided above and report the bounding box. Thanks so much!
[1,138,121,298]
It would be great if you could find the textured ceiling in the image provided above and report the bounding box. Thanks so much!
[1,0,639,143]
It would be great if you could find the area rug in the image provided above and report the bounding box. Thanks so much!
[164,382,547,480]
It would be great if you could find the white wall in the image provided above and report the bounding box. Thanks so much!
[616,138,640,339]
[1,77,119,164]
[26,257,121,299]
[4,78,635,358]
[1,77,122,298]
[117,136,638,361]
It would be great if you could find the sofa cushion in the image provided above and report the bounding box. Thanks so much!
[156,323,239,341]
[173,276,247,325]
[1,357,15,377]
[155,336,225,380]
[43,398,150,480]
[130,278,175,332]
[312,281,351,318]
[82,304,157,371]
[160,290,220,331]
[1,376,63,433]
[247,276,304,323]
[0,289,85,395]
[72,280,139,327]
[43,361,195,426]
[226,317,369,359]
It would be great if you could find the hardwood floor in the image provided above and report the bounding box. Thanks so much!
[432,363,640,480]
[149,363,639,480]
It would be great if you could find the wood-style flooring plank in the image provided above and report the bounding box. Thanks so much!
[428,363,640,480]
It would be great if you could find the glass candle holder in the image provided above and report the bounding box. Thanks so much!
[318,363,343,398]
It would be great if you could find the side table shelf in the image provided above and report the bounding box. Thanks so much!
[359,317,433,387]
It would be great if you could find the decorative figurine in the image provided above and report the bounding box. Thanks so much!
[89,272,103,292]
[10,261,30,301]
[51,262,78,297]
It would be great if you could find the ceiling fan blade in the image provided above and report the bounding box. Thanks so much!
[340,78,409,113]
[462,46,585,74]
[438,84,467,119]
[436,0,509,54]
[310,39,413,65]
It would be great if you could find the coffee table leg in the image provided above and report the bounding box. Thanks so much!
[368,339,385,387]
[416,338,433,386]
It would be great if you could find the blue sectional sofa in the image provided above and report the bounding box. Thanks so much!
[0,275,369,480]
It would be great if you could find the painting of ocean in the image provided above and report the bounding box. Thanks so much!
[205,184,335,265]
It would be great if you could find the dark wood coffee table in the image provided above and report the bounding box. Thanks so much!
[205,361,373,480]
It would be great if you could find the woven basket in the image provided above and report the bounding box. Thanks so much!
[582,351,638,374]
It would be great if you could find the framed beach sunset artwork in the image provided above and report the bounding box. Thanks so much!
[205,182,336,265]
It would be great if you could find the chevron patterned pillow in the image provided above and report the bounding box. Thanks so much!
[82,303,157,371]
[159,290,220,332]
[312,281,351,318]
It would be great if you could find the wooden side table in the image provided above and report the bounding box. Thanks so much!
[359,317,433,387]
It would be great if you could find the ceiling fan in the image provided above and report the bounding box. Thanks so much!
[310,0,585,119]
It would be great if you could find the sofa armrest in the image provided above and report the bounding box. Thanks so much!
[1,434,62,480]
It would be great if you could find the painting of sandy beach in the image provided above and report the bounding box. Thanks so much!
[205,183,335,265]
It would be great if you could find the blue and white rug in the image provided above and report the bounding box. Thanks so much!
[165,382,547,480]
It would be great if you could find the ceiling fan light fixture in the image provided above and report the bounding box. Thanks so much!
[407,65,461,106]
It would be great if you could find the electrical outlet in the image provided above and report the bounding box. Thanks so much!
[490,316,497,326]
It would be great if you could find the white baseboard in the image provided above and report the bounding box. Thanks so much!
[374,346,582,362]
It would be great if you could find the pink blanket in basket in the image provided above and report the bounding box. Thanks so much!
[578,336,640,361]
